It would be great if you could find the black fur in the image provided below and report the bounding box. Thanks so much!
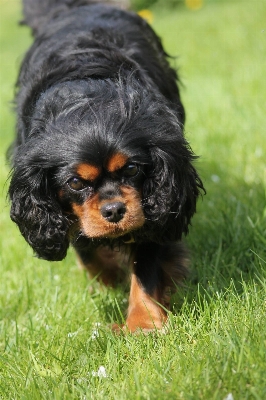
[8,1,204,270]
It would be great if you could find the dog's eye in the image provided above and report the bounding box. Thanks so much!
[67,177,86,191]
[122,164,139,178]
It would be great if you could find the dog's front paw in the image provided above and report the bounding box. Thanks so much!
[111,311,167,334]
[126,314,166,333]
[112,322,167,335]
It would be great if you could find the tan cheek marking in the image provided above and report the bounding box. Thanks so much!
[71,186,145,238]
[72,203,84,220]
[107,153,128,172]
[72,194,109,237]
[76,163,101,181]
[72,193,100,220]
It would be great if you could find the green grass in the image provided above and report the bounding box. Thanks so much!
[1,1,266,399]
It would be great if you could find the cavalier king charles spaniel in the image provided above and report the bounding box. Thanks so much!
[8,0,204,332]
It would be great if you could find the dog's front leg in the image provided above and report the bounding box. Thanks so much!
[125,243,168,333]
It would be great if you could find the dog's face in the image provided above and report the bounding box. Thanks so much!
[57,153,146,239]
[9,78,203,261]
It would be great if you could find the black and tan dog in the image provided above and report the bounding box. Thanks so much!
[8,0,204,332]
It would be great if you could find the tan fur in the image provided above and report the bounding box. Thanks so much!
[72,186,145,238]
[76,163,101,181]
[125,274,167,332]
[107,153,128,172]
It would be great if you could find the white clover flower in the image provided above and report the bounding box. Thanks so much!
[211,174,220,183]
[91,366,108,378]
[91,322,101,339]
[223,394,234,400]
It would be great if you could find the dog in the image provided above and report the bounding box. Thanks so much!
[8,0,204,332]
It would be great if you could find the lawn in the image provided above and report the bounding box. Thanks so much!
[0,1,265,399]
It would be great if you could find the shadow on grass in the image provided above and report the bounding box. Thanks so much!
[170,172,266,314]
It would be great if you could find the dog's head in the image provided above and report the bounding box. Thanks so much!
[9,78,204,261]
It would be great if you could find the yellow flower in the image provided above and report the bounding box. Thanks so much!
[138,9,154,24]
[185,0,203,10]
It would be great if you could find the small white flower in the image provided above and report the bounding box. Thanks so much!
[67,330,79,338]
[223,394,234,400]
[91,366,108,378]
[211,174,220,183]
[91,322,101,339]
[163,377,172,384]
[91,329,99,339]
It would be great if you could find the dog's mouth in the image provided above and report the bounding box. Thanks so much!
[71,187,145,240]
[78,208,145,240]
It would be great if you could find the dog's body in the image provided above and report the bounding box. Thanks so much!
[9,0,204,332]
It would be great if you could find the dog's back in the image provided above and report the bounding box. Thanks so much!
[22,0,128,36]
[14,0,184,150]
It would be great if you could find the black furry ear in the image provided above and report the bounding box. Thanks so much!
[142,145,204,242]
[9,166,69,261]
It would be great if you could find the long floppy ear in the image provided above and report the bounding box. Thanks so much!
[142,145,205,242]
[9,166,69,261]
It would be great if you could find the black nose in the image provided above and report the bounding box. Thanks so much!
[100,202,126,223]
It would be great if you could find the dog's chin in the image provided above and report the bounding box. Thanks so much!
[93,230,136,244]
[81,217,144,241]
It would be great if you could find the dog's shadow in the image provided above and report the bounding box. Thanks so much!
[173,173,265,314]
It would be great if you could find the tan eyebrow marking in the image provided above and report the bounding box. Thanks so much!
[76,163,101,181]
[107,153,128,173]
